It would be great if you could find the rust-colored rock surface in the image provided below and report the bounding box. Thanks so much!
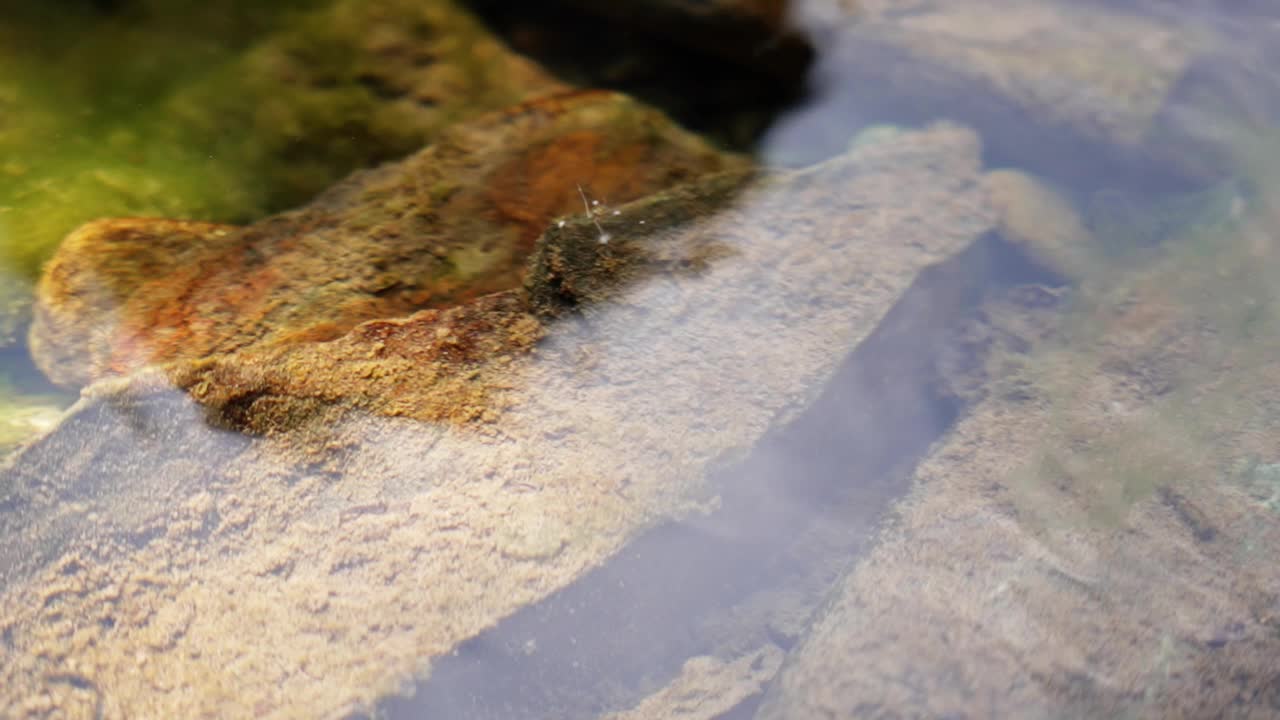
[0,125,994,719]
[31,91,744,388]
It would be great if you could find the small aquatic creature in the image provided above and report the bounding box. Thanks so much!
[577,184,612,244]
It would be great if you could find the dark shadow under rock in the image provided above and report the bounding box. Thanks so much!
[463,0,811,152]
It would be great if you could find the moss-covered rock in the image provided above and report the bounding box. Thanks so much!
[31,91,745,387]
[0,0,562,280]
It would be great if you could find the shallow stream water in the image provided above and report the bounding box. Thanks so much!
[1,2,1278,718]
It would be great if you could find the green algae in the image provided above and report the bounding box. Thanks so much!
[0,0,544,281]
[1083,180,1243,264]
[2,0,553,451]
[996,127,1280,542]
[0,0,324,278]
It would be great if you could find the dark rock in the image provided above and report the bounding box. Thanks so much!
[542,0,813,81]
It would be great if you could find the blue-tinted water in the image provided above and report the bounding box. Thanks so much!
[1,2,1278,718]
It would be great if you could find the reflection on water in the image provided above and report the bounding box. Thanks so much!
[2,1,1280,718]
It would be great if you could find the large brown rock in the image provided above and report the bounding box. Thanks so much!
[31,91,744,388]
[0,125,994,719]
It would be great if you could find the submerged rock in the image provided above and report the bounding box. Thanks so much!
[985,169,1097,281]
[0,125,994,718]
[775,0,1232,184]
[31,91,743,388]
[601,647,786,720]
[757,194,1280,719]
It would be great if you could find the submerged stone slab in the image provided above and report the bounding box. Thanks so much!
[31,91,743,388]
[373,232,1047,719]
[777,0,1232,184]
[984,168,1097,281]
[757,210,1280,717]
[0,125,993,719]
[602,646,787,720]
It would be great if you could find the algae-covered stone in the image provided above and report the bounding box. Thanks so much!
[0,0,563,279]
[163,0,565,213]
[1084,179,1245,259]
[31,91,743,388]
[0,125,994,718]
